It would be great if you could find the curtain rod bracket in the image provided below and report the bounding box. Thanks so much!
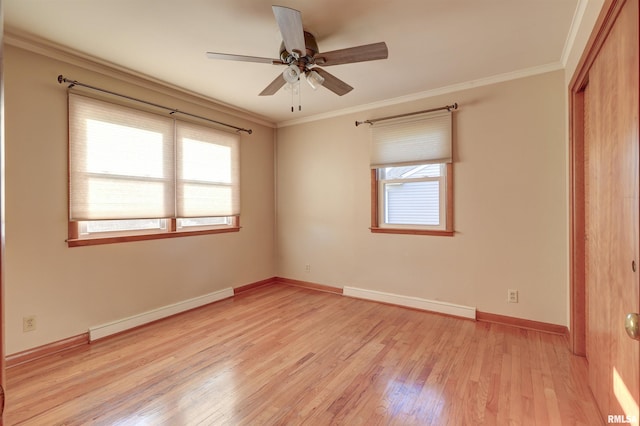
[355,102,459,127]
[57,75,253,135]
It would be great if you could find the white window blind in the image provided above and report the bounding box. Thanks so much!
[68,94,175,220]
[176,121,240,217]
[68,94,241,222]
[370,110,452,168]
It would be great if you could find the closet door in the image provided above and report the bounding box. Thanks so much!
[583,0,639,423]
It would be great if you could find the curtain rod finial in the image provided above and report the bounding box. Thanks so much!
[57,75,64,84]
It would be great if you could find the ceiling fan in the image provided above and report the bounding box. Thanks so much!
[206,5,388,98]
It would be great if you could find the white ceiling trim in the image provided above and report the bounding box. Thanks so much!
[277,61,564,128]
[4,29,277,129]
[561,0,589,66]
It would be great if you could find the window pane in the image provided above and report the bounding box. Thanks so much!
[180,183,234,217]
[82,219,167,234]
[176,121,240,218]
[181,138,232,183]
[380,164,441,180]
[86,120,165,178]
[177,217,232,228]
[68,94,175,220]
[384,181,440,225]
[86,176,169,219]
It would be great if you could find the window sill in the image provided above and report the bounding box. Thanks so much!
[370,227,454,237]
[67,226,241,247]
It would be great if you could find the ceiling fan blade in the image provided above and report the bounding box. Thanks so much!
[272,6,306,55]
[259,73,287,96]
[315,42,388,66]
[206,52,283,65]
[313,68,353,96]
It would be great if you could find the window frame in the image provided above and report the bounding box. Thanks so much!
[66,94,241,247]
[370,163,454,236]
[68,217,240,247]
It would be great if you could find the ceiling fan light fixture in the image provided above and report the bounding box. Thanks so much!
[283,64,300,84]
[305,70,325,90]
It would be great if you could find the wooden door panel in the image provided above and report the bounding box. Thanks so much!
[585,0,639,423]
[586,78,613,415]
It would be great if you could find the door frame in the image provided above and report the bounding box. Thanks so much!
[0,0,6,421]
[569,0,628,356]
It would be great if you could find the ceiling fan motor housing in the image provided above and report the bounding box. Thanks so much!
[280,31,319,69]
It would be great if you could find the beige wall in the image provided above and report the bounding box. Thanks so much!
[6,5,603,353]
[276,70,567,325]
[4,45,276,354]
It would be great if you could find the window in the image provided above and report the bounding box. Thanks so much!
[67,94,240,246]
[370,110,454,236]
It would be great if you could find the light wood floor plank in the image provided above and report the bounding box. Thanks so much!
[5,284,601,425]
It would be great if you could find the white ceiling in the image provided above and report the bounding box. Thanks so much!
[5,0,580,126]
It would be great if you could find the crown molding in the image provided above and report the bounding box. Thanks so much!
[5,24,571,132]
[4,28,276,129]
[276,61,564,128]
[561,0,589,67]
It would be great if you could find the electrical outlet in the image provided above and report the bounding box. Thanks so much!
[305,264,311,273]
[507,289,519,303]
[23,316,36,332]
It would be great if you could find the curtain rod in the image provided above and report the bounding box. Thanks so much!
[355,102,458,127]
[57,75,253,135]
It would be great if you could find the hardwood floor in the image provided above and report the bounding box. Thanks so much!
[5,284,601,425]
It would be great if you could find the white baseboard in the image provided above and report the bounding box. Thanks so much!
[343,286,476,320]
[89,287,234,341]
